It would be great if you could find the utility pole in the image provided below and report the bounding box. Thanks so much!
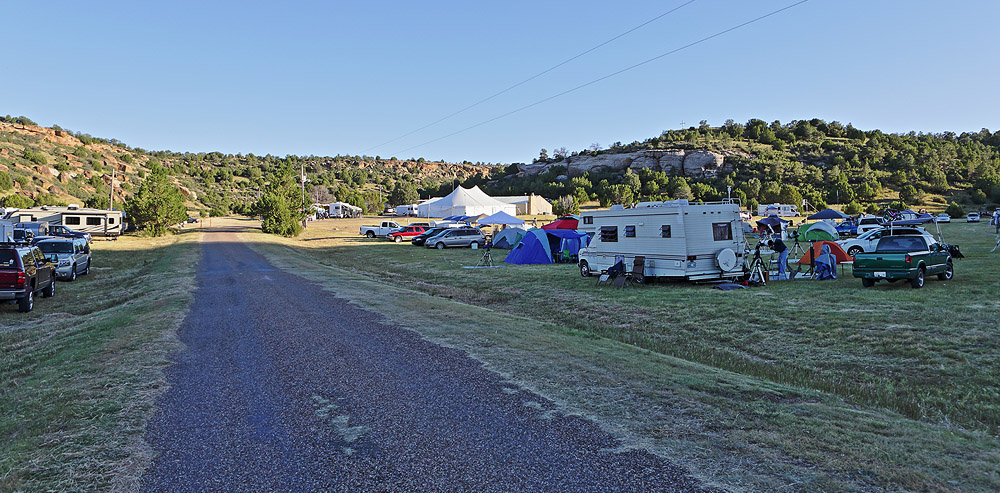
[300,162,307,229]
[108,167,116,210]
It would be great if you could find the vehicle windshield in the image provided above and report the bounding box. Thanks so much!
[876,237,926,252]
[37,242,74,254]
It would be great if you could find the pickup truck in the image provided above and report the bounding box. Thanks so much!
[359,221,401,238]
[852,235,953,288]
[0,244,56,311]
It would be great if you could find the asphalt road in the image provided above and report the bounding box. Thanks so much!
[141,231,710,492]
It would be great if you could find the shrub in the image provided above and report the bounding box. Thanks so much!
[945,202,965,218]
[0,171,11,191]
[844,201,863,215]
[970,189,987,204]
[552,195,580,216]
[0,194,34,208]
[23,149,47,166]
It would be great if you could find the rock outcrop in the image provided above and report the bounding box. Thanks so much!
[517,149,738,178]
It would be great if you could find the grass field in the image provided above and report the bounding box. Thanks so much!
[245,216,1000,491]
[0,231,199,491]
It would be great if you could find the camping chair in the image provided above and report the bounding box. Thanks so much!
[596,259,626,287]
[624,256,646,287]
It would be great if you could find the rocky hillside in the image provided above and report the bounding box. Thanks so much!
[0,118,495,212]
[516,149,749,179]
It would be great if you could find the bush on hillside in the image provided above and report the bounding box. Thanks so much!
[970,189,987,204]
[945,202,965,218]
[552,195,580,216]
[844,201,863,215]
[0,194,34,208]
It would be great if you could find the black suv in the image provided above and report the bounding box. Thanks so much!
[0,245,56,312]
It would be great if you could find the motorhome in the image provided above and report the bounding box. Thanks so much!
[395,204,419,216]
[758,203,799,217]
[328,202,362,218]
[6,206,124,237]
[578,200,747,281]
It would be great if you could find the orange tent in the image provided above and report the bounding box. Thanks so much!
[796,241,852,265]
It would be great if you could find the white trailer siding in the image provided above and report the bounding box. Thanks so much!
[579,201,745,280]
[11,207,123,236]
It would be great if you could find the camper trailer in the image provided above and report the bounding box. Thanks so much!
[758,203,799,217]
[578,200,747,281]
[6,206,124,237]
[327,202,362,218]
[395,204,419,216]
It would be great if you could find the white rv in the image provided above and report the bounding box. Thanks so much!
[578,200,747,281]
[395,204,418,216]
[758,203,799,217]
[7,206,124,237]
[328,202,362,218]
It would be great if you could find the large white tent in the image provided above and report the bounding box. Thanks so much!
[417,186,517,218]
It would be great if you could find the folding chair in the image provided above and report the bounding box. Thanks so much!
[596,259,626,287]
[624,256,646,286]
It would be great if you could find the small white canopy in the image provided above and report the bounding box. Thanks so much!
[478,210,525,225]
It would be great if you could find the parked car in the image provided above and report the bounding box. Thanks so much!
[935,214,951,223]
[967,213,980,223]
[410,227,449,246]
[837,227,932,258]
[835,219,858,236]
[359,221,401,238]
[425,227,486,249]
[386,225,427,243]
[35,237,91,281]
[47,224,92,242]
[0,244,56,312]
[853,235,953,288]
[855,215,884,235]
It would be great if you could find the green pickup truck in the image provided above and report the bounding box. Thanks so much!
[852,235,954,288]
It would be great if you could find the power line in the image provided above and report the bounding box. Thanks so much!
[390,0,809,156]
[364,0,699,153]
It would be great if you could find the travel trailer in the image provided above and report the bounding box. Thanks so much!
[6,206,124,237]
[578,200,747,281]
[327,202,362,218]
[758,203,799,217]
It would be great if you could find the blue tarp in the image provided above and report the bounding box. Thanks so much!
[503,228,590,265]
[808,208,849,220]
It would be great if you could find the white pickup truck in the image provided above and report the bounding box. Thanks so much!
[359,221,401,238]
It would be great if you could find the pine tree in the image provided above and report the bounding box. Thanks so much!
[125,165,187,236]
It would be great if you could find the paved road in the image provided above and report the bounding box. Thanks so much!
[141,231,709,492]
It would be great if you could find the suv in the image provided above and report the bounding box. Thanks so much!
[0,245,56,312]
[36,237,91,281]
[425,227,486,249]
[386,225,427,243]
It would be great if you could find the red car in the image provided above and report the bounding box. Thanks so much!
[386,225,427,243]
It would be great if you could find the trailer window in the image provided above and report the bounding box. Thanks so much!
[624,225,636,238]
[64,216,81,225]
[660,225,671,238]
[712,222,732,241]
[599,226,618,242]
[583,216,593,225]
[108,217,116,224]
[86,217,103,226]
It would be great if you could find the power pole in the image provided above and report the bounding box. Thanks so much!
[301,162,307,229]
[108,167,116,210]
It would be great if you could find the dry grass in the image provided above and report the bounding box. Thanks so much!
[243,215,1000,491]
[0,231,199,491]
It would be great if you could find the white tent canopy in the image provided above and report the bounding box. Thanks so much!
[417,186,516,218]
[478,210,525,225]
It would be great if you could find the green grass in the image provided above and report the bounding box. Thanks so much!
[245,217,1000,491]
[0,232,199,491]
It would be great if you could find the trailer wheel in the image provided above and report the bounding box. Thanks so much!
[579,261,591,277]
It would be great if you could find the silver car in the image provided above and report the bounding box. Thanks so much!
[425,227,486,249]
[36,238,91,281]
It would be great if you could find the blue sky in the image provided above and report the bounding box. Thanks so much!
[3,1,999,164]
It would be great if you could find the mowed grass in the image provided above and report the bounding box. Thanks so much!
[0,231,199,491]
[245,216,1000,491]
